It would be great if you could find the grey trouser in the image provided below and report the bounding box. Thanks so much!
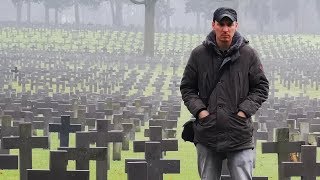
[196,143,253,180]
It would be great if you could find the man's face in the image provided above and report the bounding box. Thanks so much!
[212,18,238,44]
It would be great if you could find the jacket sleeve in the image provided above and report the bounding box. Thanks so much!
[238,49,269,117]
[180,50,207,118]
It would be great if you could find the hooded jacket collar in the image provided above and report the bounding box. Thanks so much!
[203,30,249,59]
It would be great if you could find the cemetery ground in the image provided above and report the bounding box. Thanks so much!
[1,55,320,179]
[1,104,320,180]
[1,26,320,179]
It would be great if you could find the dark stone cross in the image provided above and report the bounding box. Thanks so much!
[89,119,123,180]
[309,124,320,133]
[125,141,180,180]
[262,128,305,180]
[131,118,142,132]
[36,108,53,136]
[27,150,89,180]
[58,132,108,170]
[11,67,18,73]
[0,155,18,169]
[253,121,268,144]
[76,109,87,131]
[258,116,268,131]
[122,123,134,151]
[127,161,147,180]
[30,44,37,51]
[146,119,177,138]
[287,119,299,133]
[266,120,286,141]
[0,115,19,136]
[281,145,320,180]
[49,115,82,147]
[0,116,19,154]
[2,122,49,180]
[134,126,178,159]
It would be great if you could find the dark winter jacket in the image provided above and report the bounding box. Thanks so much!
[180,31,269,152]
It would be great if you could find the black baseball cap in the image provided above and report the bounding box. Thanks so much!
[213,7,237,22]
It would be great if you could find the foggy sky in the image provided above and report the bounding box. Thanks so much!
[0,0,319,34]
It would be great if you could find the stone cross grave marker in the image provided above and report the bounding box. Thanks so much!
[49,115,82,147]
[2,122,49,180]
[262,128,305,180]
[0,154,18,169]
[27,150,89,180]
[281,145,320,180]
[0,116,19,154]
[125,141,180,180]
[127,161,147,180]
[89,119,123,179]
[58,131,108,170]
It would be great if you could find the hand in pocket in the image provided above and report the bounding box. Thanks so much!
[237,111,247,119]
[198,110,209,119]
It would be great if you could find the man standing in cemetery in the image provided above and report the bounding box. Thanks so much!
[180,7,269,180]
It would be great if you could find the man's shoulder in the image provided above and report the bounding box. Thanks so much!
[240,44,261,63]
[240,44,255,54]
[191,44,207,55]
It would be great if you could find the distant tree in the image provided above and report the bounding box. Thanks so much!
[273,0,301,32]
[185,0,238,31]
[108,0,126,26]
[77,0,104,25]
[184,0,204,31]
[12,0,42,23]
[11,0,23,23]
[78,0,102,8]
[165,0,173,30]
[24,0,41,23]
[273,0,298,20]
[245,0,270,32]
[43,0,71,25]
[316,0,320,18]
[92,0,128,26]
[73,0,81,25]
[201,0,239,20]
[129,0,159,57]
[43,0,104,25]
[155,0,175,31]
[49,0,102,25]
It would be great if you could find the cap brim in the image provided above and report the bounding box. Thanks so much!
[217,14,236,22]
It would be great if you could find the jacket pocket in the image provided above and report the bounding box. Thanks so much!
[228,112,253,144]
[194,114,217,144]
[197,114,216,126]
[194,114,217,133]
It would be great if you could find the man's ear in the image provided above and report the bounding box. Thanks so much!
[235,22,239,29]
[212,21,215,31]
